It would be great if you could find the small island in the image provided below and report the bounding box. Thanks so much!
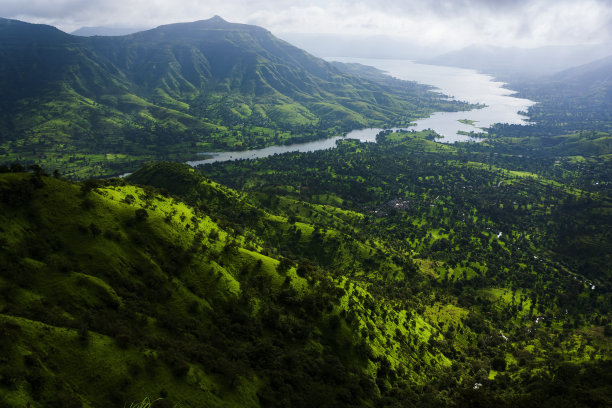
[458,118,479,126]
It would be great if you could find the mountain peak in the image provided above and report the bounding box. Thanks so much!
[148,16,261,35]
[192,15,233,28]
[208,15,227,23]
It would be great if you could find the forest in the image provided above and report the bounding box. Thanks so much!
[1,122,609,407]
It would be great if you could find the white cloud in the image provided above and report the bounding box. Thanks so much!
[2,0,611,48]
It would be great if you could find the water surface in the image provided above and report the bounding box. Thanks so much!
[332,57,535,142]
[186,128,382,166]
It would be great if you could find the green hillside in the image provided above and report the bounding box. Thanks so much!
[198,130,612,405]
[1,151,609,407]
[0,168,456,408]
[0,17,472,179]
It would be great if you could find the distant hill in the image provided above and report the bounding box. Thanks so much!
[426,44,612,133]
[71,26,149,36]
[0,16,470,178]
[548,54,612,89]
[512,54,612,132]
[425,43,612,79]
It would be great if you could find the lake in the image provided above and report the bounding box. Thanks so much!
[187,59,535,166]
[336,58,535,142]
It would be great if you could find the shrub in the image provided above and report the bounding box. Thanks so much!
[46,392,83,408]
[9,163,25,172]
[135,208,149,221]
[328,314,342,331]
[89,223,101,237]
[491,357,506,372]
[1,178,34,207]
[81,178,102,194]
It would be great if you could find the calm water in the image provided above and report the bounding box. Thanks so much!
[186,128,383,166]
[188,59,535,166]
[333,57,535,142]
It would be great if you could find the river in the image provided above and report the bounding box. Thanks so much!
[187,59,535,166]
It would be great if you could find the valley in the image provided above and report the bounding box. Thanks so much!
[187,58,535,166]
[0,13,611,408]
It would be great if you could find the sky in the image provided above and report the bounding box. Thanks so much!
[2,0,612,52]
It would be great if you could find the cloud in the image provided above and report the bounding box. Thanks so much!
[3,0,612,49]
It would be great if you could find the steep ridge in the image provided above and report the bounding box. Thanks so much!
[0,18,128,113]
[0,17,472,178]
[128,162,419,283]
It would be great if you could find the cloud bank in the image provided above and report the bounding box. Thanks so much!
[3,0,611,49]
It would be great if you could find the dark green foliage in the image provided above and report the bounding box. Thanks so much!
[0,176,36,207]
[9,163,26,173]
[81,178,102,194]
[46,393,82,408]
[491,357,506,372]
[134,208,149,221]
[151,399,173,408]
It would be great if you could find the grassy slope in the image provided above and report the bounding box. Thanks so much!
[0,153,610,406]
[0,171,451,408]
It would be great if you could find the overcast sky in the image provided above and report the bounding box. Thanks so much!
[2,0,612,50]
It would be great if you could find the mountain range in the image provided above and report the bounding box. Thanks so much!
[423,42,612,133]
[509,54,612,133]
[0,16,468,178]
[424,43,612,79]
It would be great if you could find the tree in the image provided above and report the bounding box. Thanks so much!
[491,357,506,372]
[134,208,149,221]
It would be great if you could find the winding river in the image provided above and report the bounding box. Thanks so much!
[187,59,535,166]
